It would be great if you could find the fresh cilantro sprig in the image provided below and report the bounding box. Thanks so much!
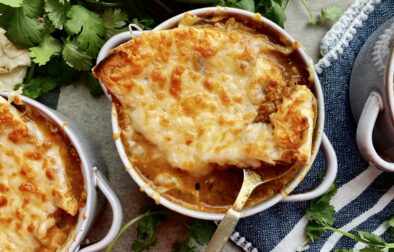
[105,205,216,252]
[306,183,394,251]
[131,206,166,252]
[106,206,166,252]
[172,219,216,252]
[0,0,131,97]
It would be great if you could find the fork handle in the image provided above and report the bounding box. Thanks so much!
[206,208,241,252]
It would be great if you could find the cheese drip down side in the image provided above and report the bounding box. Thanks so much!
[0,97,79,251]
[93,26,316,175]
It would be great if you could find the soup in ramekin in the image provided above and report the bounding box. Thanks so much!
[93,13,316,213]
[0,95,86,251]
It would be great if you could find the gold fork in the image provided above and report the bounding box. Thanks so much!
[206,166,296,252]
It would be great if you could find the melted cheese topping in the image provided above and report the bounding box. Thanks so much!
[94,25,316,175]
[0,97,79,251]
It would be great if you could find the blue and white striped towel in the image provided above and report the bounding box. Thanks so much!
[234,0,394,251]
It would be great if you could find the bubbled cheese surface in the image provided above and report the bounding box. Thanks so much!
[0,97,78,251]
[94,26,316,175]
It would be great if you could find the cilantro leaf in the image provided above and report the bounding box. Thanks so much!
[19,58,77,98]
[334,249,353,252]
[45,0,69,29]
[30,32,62,66]
[35,58,77,83]
[131,207,165,252]
[20,76,61,99]
[65,5,106,56]
[172,236,195,252]
[0,0,23,7]
[62,39,93,71]
[86,73,104,97]
[102,8,128,38]
[235,0,255,12]
[219,0,255,12]
[307,183,337,226]
[318,6,342,24]
[357,232,386,248]
[305,183,337,241]
[0,5,43,48]
[22,0,43,18]
[307,201,335,225]
[306,220,325,241]
[190,219,215,245]
[106,206,166,252]
[263,1,286,28]
[388,216,394,238]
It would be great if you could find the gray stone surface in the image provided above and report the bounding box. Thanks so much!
[57,1,353,251]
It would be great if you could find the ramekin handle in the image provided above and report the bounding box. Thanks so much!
[282,133,338,202]
[356,92,394,172]
[79,168,123,252]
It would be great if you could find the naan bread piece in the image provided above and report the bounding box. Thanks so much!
[93,26,316,175]
[0,96,78,251]
[0,28,30,90]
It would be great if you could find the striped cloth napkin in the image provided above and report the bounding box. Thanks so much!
[233,0,394,251]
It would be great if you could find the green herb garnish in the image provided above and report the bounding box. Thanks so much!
[105,206,166,252]
[306,184,394,251]
[172,219,216,252]
[131,206,166,252]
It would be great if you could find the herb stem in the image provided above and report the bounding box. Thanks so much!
[284,0,292,12]
[322,224,394,248]
[171,0,219,3]
[300,0,314,20]
[82,0,122,7]
[105,211,166,252]
[322,225,368,244]
[26,63,36,83]
[153,0,173,14]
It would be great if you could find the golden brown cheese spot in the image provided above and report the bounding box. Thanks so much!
[151,68,167,89]
[156,91,166,100]
[19,182,35,193]
[170,65,185,97]
[160,117,170,127]
[197,128,205,137]
[181,93,214,117]
[194,30,220,58]
[15,210,23,220]
[27,224,34,233]
[293,41,301,48]
[24,151,42,160]
[203,80,214,91]
[8,128,29,143]
[0,183,9,192]
[219,88,231,106]
[20,166,33,178]
[0,197,7,207]
[185,132,194,145]
[45,169,55,181]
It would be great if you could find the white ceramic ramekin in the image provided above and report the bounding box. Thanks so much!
[0,90,123,252]
[97,7,338,220]
[350,35,394,172]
